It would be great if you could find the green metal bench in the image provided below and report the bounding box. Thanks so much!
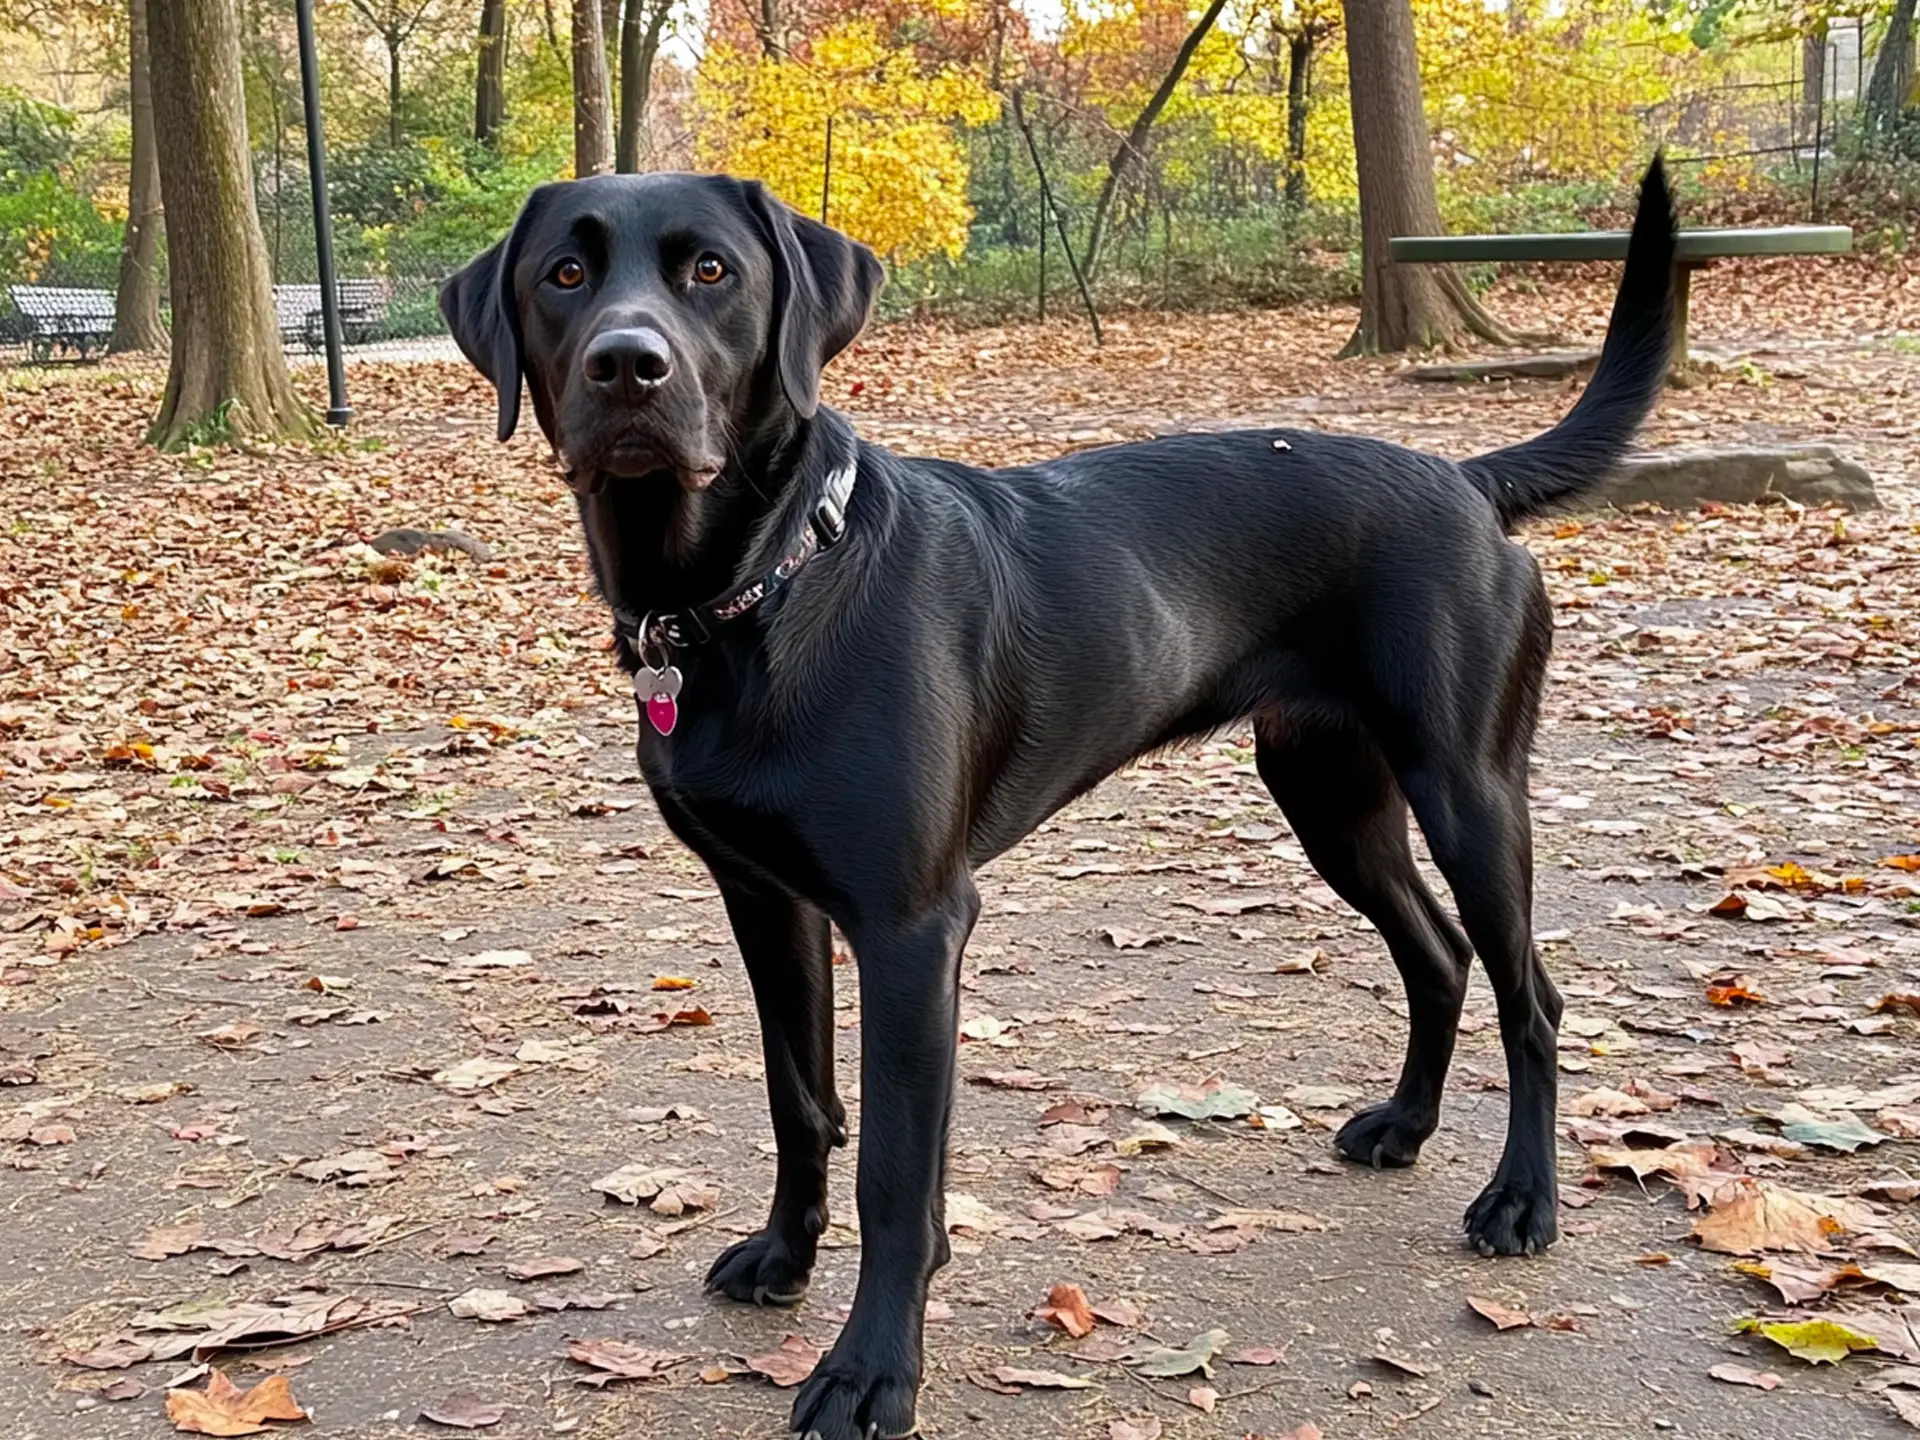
[1388,225,1853,364]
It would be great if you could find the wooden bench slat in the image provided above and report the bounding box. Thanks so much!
[1388,225,1853,264]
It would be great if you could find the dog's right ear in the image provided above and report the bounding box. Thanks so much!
[440,189,551,442]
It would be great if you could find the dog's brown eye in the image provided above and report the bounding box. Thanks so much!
[693,255,728,285]
[552,259,585,289]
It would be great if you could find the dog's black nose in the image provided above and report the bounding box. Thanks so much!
[583,327,673,393]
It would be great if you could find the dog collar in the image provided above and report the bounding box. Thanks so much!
[614,444,858,737]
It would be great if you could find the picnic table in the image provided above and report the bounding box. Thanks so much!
[1388,225,1853,365]
[6,285,118,362]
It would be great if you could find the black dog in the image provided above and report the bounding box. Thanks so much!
[442,159,1676,1439]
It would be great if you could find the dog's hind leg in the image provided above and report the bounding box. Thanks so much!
[1256,720,1474,1168]
[1390,642,1563,1256]
[703,870,845,1306]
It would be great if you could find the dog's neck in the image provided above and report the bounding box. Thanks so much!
[574,408,850,625]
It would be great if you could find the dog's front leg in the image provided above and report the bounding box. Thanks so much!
[790,879,978,1440]
[705,871,845,1306]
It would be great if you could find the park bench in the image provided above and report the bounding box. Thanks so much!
[6,285,118,363]
[272,280,391,351]
[1388,224,1853,368]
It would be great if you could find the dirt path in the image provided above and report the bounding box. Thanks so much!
[3,276,1918,1439]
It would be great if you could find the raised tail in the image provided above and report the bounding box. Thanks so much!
[1462,155,1677,528]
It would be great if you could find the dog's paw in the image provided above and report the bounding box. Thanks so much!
[1464,1173,1558,1257]
[790,1354,919,1440]
[705,1231,813,1306]
[1333,1100,1431,1169]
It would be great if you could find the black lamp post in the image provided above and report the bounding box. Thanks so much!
[294,0,351,426]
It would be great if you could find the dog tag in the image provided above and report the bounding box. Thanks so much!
[635,665,683,737]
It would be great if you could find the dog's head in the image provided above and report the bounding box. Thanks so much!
[440,172,882,493]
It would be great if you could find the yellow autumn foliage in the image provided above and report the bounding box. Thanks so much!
[694,21,1000,264]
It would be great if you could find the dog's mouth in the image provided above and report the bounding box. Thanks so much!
[564,434,723,494]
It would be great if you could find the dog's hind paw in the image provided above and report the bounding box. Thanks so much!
[791,1357,919,1440]
[1333,1100,1431,1169]
[705,1231,813,1306]
[1464,1174,1558,1257]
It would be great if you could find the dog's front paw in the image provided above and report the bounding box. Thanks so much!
[790,1350,919,1440]
[1334,1100,1432,1169]
[705,1230,813,1306]
[1464,1171,1558,1256]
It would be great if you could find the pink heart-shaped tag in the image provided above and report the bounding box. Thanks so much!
[646,693,678,736]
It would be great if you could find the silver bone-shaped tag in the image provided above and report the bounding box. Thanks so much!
[634,664,683,701]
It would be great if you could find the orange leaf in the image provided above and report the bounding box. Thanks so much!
[651,976,697,991]
[1033,1282,1097,1338]
[165,1371,308,1436]
[1881,855,1920,873]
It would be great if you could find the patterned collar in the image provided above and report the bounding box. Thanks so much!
[612,439,858,660]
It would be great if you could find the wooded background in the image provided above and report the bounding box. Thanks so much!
[1,0,1915,439]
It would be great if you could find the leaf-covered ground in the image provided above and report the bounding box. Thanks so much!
[3,256,1919,1440]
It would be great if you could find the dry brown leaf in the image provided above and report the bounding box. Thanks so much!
[1033,1283,1097,1338]
[164,1370,308,1436]
[420,1391,506,1428]
[746,1334,823,1388]
[1691,1179,1873,1255]
[1467,1295,1534,1330]
[566,1338,689,1387]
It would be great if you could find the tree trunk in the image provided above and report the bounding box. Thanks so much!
[387,39,403,146]
[1338,0,1515,355]
[756,0,781,57]
[1081,0,1229,279]
[572,0,613,176]
[1284,30,1312,209]
[617,0,671,172]
[475,0,507,144]
[110,0,167,354]
[1863,0,1917,139]
[145,0,311,446]
[1801,24,1827,140]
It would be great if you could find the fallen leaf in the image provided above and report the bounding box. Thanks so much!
[164,1370,308,1436]
[1709,1362,1781,1390]
[503,1255,582,1281]
[989,1366,1095,1389]
[1034,1283,1097,1338]
[1777,1105,1887,1153]
[1135,1078,1259,1121]
[566,1338,689,1386]
[591,1163,717,1214]
[420,1391,506,1428]
[747,1334,823,1388]
[1735,1315,1879,1365]
[1692,1180,1873,1255]
[1132,1327,1228,1379]
[446,1288,527,1323]
[1467,1295,1534,1330]
[1187,1385,1218,1413]
[1109,1419,1162,1440]
[1114,1121,1180,1156]
[651,975,697,990]
[431,1057,520,1093]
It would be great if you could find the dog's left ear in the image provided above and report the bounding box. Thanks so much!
[439,187,554,442]
[743,182,884,418]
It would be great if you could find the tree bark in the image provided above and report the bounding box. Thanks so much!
[573,0,614,176]
[1284,29,1312,209]
[1863,0,1916,139]
[110,0,167,355]
[756,0,781,57]
[387,39,403,146]
[475,0,507,144]
[1081,0,1229,279]
[1801,23,1827,139]
[1338,0,1515,355]
[617,0,671,172]
[145,0,311,446]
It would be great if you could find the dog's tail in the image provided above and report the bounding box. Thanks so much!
[1461,155,1677,529]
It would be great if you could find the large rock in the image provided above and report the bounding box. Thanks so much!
[1597,445,1877,511]
[1404,350,1599,383]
